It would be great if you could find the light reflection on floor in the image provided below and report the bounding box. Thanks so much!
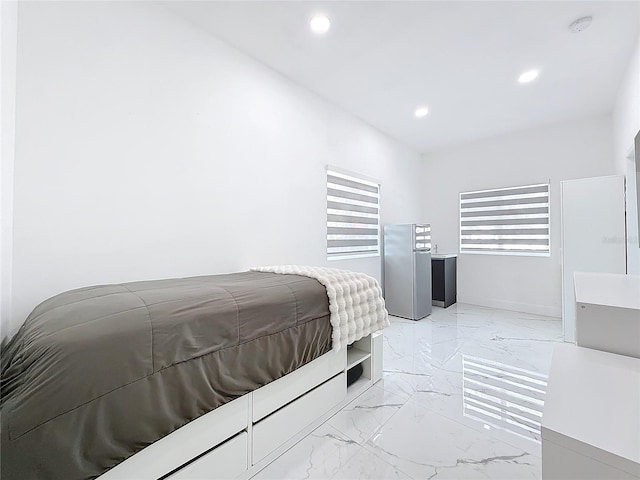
[462,354,548,444]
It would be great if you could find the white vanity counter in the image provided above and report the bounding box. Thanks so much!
[574,272,640,310]
[574,272,640,358]
[542,344,640,479]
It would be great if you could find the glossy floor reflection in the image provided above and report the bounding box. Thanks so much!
[252,304,562,480]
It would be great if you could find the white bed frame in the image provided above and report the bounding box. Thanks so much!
[98,332,383,480]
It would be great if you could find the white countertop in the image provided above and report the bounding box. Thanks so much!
[431,253,457,259]
[574,272,640,310]
[542,344,640,473]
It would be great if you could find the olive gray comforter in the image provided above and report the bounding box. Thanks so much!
[1,271,332,479]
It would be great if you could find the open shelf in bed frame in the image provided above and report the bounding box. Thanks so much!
[98,332,383,480]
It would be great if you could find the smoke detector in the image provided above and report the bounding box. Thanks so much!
[569,16,592,34]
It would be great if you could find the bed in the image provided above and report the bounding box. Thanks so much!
[1,268,387,479]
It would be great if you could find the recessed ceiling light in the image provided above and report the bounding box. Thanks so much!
[310,15,330,34]
[518,70,539,84]
[415,106,429,118]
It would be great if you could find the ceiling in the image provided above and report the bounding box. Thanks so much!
[166,1,639,153]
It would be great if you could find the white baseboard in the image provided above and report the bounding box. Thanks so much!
[457,295,561,318]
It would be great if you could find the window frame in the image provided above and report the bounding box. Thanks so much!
[326,167,381,261]
[459,182,551,257]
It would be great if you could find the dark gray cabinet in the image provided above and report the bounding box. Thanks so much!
[431,256,456,308]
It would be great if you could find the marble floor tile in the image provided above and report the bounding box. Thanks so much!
[377,370,434,399]
[365,398,540,480]
[332,446,412,479]
[381,307,559,458]
[251,424,361,480]
[249,304,562,480]
[409,354,547,455]
[328,385,409,445]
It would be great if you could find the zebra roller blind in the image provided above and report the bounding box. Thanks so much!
[415,224,431,250]
[327,169,380,259]
[459,183,550,255]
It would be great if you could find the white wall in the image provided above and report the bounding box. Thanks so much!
[422,116,615,317]
[1,1,18,340]
[612,34,640,274]
[6,1,423,333]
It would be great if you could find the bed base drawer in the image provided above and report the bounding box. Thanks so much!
[252,348,346,422]
[99,396,248,480]
[167,432,248,480]
[252,373,346,464]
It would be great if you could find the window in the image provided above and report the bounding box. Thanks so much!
[459,183,550,256]
[327,168,380,259]
[415,224,431,250]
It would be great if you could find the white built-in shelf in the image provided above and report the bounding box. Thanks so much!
[346,348,371,371]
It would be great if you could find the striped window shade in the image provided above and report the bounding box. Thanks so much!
[327,169,380,259]
[415,224,431,250]
[459,183,550,256]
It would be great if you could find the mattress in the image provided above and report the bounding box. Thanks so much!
[1,271,332,479]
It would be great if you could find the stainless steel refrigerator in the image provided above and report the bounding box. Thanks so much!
[383,224,432,320]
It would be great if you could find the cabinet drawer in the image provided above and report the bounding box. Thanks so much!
[99,396,248,480]
[253,349,346,422]
[168,432,248,480]
[252,373,346,464]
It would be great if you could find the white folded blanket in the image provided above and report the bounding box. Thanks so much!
[250,265,389,351]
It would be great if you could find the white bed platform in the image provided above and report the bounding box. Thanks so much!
[98,332,383,480]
